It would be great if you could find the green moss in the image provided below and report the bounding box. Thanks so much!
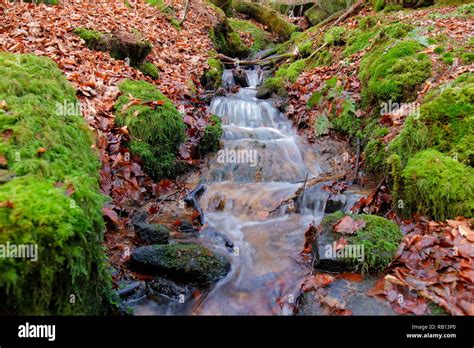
[323,26,346,45]
[359,39,432,106]
[210,0,232,15]
[228,18,273,53]
[138,62,159,80]
[233,0,298,41]
[401,149,474,220]
[209,21,250,58]
[146,0,164,7]
[365,140,388,173]
[343,22,413,57]
[390,74,474,166]
[114,79,186,179]
[74,27,104,48]
[23,0,59,4]
[197,115,223,156]
[322,212,402,273]
[0,53,111,314]
[442,51,454,64]
[262,59,307,96]
[74,28,152,67]
[201,57,223,90]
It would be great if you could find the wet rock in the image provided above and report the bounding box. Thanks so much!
[134,223,169,244]
[116,280,146,298]
[178,220,198,234]
[131,210,148,225]
[324,196,345,214]
[130,243,230,283]
[256,86,271,99]
[233,68,249,88]
[297,276,396,315]
[146,277,195,300]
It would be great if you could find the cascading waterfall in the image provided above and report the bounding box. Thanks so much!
[132,67,365,316]
[187,68,359,315]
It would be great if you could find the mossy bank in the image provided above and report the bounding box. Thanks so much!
[0,53,112,314]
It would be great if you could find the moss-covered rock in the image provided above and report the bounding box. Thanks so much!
[138,61,159,80]
[0,52,111,314]
[210,0,233,16]
[209,21,250,58]
[262,59,307,96]
[130,243,231,283]
[305,0,350,26]
[390,73,474,166]
[359,39,432,106]
[197,115,223,156]
[373,0,434,11]
[323,26,347,45]
[201,57,223,90]
[74,28,152,67]
[400,149,474,220]
[228,18,274,53]
[319,212,403,274]
[134,223,170,244]
[233,1,298,41]
[114,79,186,179]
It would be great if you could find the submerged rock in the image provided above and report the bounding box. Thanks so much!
[233,68,249,88]
[256,85,272,99]
[130,243,230,283]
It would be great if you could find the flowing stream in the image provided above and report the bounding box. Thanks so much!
[188,68,362,315]
[132,67,366,315]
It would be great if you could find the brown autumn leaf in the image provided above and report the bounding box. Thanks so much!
[0,201,14,209]
[301,273,335,292]
[0,155,7,168]
[333,215,366,235]
[102,207,120,226]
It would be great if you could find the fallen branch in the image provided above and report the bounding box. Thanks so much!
[333,0,364,26]
[216,52,294,67]
[178,0,191,25]
[269,174,345,214]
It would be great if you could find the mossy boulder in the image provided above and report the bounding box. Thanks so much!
[201,58,223,90]
[233,1,298,41]
[373,0,434,11]
[138,61,159,80]
[359,39,432,106]
[390,73,474,166]
[114,79,186,180]
[74,28,152,67]
[0,53,111,314]
[305,0,351,26]
[134,223,170,244]
[130,243,231,283]
[399,149,474,220]
[197,115,223,156]
[262,59,307,97]
[209,21,250,58]
[228,18,274,53]
[316,212,402,274]
[210,0,232,16]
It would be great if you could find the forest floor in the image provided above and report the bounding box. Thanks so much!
[0,0,472,316]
